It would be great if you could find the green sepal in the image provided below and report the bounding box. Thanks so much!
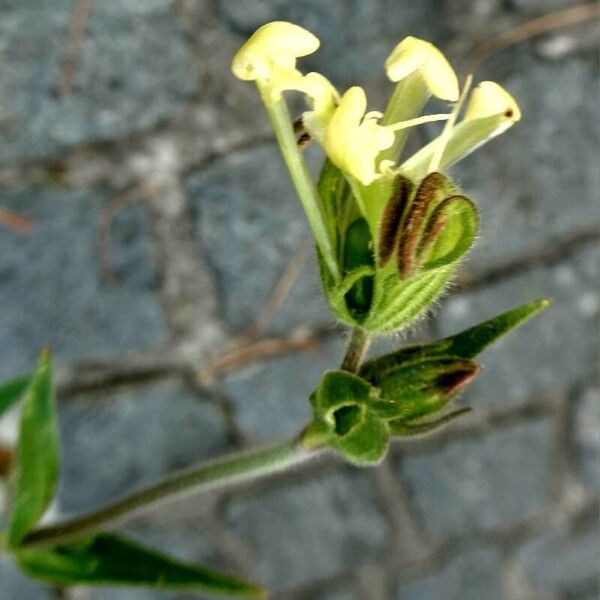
[361,299,550,380]
[401,113,517,181]
[303,370,390,465]
[366,357,480,422]
[6,351,60,549]
[389,407,472,437]
[0,373,32,420]
[419,195,478,270]
[316,168,476,334]
[16,533,264,597]
[362,265,454,332]
[333,415,390,465]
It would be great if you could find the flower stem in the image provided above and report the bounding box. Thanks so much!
[20,437,318,550]
[340,327,371,374]
[259,87,341,283]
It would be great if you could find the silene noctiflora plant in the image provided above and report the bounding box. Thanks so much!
[0,21,548,598]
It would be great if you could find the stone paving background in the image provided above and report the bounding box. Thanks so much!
[0,1,598,599]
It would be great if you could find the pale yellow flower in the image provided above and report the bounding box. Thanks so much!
[231,21,319,83]
[385,36,459,101]
[323,87,395,185]
[464,81,521,122]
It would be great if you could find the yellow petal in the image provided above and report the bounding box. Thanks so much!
[324,87,394,185]
[231,21,320,82]
[385,36,459,102]
[464,81,521,122]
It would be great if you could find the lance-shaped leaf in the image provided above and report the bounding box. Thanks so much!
[7,351,60,549]
[0,373,32,420]
[16,533,264,597]
[361,299,550,380]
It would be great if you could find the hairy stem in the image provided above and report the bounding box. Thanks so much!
[259,87,340,283]
[340,327,371,374]
[20,438,318,550]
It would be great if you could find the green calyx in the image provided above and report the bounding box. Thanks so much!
[317,163,478,333]
[302,299,550,465]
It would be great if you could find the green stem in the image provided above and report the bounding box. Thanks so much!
[20,438,318,550]
[341,327,371,374]
[259,87,341,283]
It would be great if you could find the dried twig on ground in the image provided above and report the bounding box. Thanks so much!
[59,0,92,98]
[0,207,35,233]
[466,3,600,72]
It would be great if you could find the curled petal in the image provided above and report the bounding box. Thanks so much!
[464,81,521,122]
[231,21,320,82]
[324,87,395,185]
[385,36,459,101]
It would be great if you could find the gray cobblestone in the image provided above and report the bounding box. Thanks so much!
[187,144,332,333]
[0,187,165,381]
[573,387,600,491]
[220,338,343,441]
[0,558,52,600]
[0,0,597,598]
[224,468,387,589]
[0,0,193,165]
[395,546,502,600]
[454,53,599,272]
[398,418,554,538]
[57,380,229,513]
[438,246,599,411]
[511,522,600,597]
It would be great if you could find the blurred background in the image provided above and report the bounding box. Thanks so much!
[0,1,598,599]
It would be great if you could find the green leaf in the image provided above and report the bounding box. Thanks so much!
[0,374,32,419]
[361,299,550,378]
[16,533,264,597]
[438,298,551,358]
[6,351,60,549]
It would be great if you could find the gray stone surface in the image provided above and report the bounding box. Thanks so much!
[395,546,503,600]
[57,380,228,512]
[453,52,600,272]
[438,245,599,411]
[224,468,387,589]
[0,1,597,598]
[0,0,193,165]
[512,524,600,597]
[574,387,600,492]
[0,186,165,380]
[398,418,554,538]
[187,143,333,333]
[0,558,53,600]
[220,338,343,441]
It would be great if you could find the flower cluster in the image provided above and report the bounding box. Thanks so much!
[232,21,521,334]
